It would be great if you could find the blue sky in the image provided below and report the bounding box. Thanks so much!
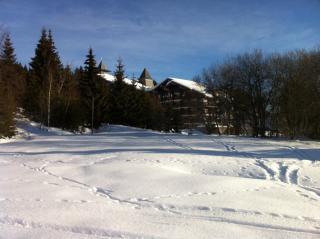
[0,0,319,81]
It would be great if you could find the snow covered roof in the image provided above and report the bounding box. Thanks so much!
[154,77,213,98]
[98,72,151,90]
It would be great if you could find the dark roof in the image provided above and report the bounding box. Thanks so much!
[98,61,110,73]
[138,68,153,81]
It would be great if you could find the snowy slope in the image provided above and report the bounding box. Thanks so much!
[0,120,320,238]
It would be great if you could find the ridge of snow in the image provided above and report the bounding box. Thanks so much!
[99,73,150,90]
[154,77,213,97]
[169,77,213,97]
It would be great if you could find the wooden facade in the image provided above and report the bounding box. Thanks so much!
[152,78,216,132]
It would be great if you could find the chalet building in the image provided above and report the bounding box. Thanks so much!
[96,62,228,133]
[152,77,218,132]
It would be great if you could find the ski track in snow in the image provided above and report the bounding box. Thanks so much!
[131,195,320,223]
[163,136,193,151]
[211,136,320,201]
[180,214,320,235]
[14,152,320,234]
[19,160,183,214]
[19,161,143,208]
[0,216,161,239]
[1,212,319,238]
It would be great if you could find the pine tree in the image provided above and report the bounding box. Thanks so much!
[107,58,164,129]
[84,48,97,132]
[0,33,17,137]
[80,48,108,132]
[51,65,83,131]
[26,29,48,121]
[114,58,125,82]
[27,29,62,127]
[109,58,129,124]
[1,34,26,106]
[0,72,16,137]
[1,34,16,64]
[46,30,62,127]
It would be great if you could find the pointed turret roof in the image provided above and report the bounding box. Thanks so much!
[98,60,110,73]
[138,68,156,88]
[139,68,153,81]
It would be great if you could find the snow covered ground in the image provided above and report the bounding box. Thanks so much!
[0,119,320,239]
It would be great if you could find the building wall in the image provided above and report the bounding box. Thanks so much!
[144,79,155,88]
[153,82,215,132]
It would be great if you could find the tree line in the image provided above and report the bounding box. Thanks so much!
[0,28,164,137]
[195,49,320,139]
[1,28,319,140]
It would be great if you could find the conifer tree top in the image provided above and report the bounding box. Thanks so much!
[0,33,16,65]
[114,58,125,82]
[84,48,97,70]
[29,28,62,73]
[81,47,101,97]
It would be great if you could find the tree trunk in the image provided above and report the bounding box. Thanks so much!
[91,96,94,134]
[47,71,52,128]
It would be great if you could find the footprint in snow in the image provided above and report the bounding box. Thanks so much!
[269,213,281,217]
[282,214,293,219]
[302,216,318,222]
[253,211,263,215]
[222,208,236,212]
[55,199,69,203]
[198,206,210,211]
